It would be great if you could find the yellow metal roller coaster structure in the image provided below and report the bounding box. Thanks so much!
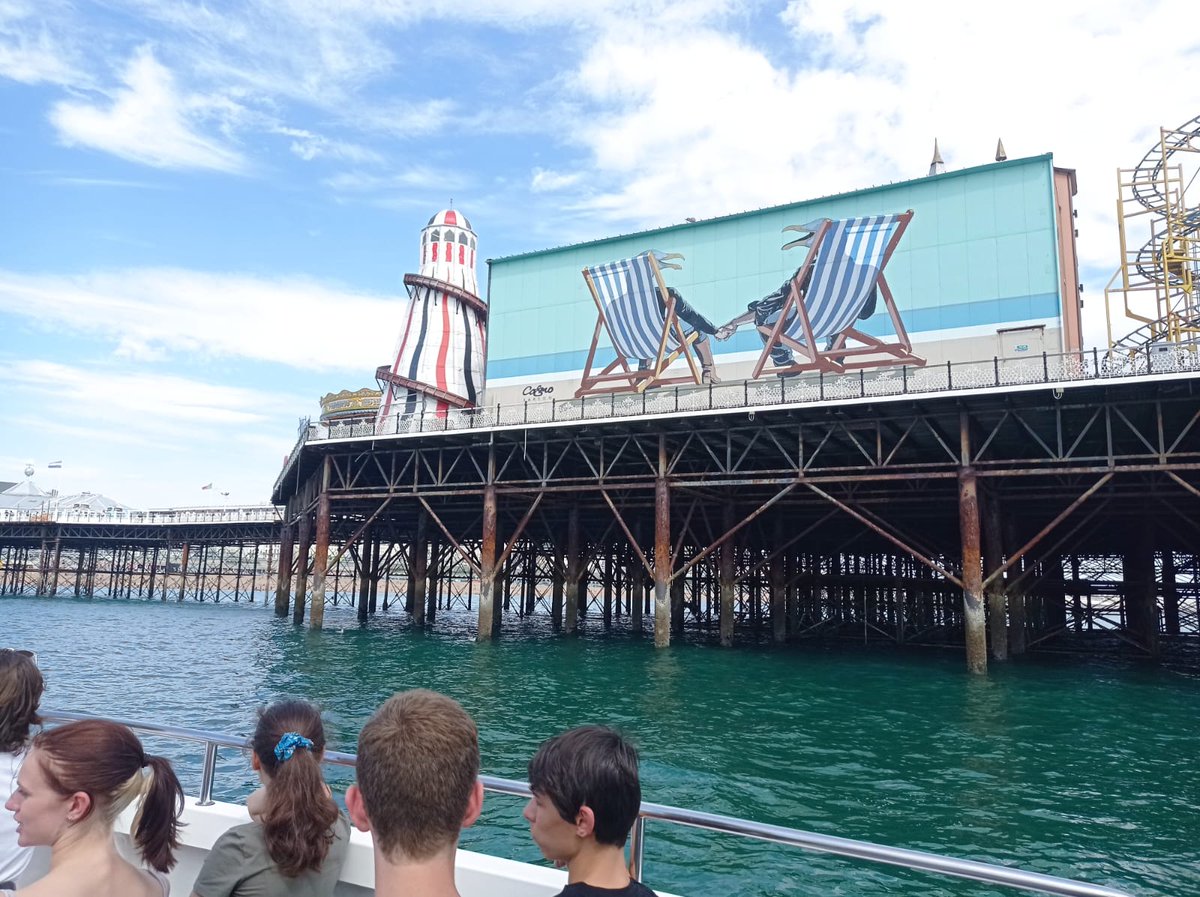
[1105,114,1200,357]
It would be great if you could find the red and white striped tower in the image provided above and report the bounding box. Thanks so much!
[375,209,488,431]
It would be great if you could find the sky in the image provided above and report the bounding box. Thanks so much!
[1,0,1197,509]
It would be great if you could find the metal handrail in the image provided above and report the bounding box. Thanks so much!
[42,710,1132,897]
[324,345,1200,446]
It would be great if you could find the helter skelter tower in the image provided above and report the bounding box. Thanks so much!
[375,209,487,432]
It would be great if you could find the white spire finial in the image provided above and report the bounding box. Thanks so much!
[995,138,1007,162]
[928,139,945,176]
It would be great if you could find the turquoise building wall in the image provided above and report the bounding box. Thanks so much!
[485,154,1064,383]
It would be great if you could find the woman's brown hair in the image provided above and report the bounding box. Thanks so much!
[34,719,184,872]
[0,649,44,754]
[251,700,338,877]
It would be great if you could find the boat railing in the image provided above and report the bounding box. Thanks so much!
[43,710,1132,897]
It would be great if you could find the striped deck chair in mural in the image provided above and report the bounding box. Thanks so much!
[575,250,703,397]
[750,210,926,379]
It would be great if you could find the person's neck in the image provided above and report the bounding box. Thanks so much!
[48,822,124,872]
[567,841,631,889]
[373,847,461,897]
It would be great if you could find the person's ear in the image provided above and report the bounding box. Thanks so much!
[66,791,92,823]
[250,753,261,772]
[461,778,484,829]
[574,804,596,839]
[345,784,372,833]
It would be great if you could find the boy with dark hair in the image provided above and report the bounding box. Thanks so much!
[346,689,483,897]
[524,725,656,896]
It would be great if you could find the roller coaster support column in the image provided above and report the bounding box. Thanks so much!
[309,458,332,630]
[564,505,581,634]
[982,492,1008,661]
[275,523,294,617]
[477,482,498,642]
[654,435,671,648]
[412,508,428,627]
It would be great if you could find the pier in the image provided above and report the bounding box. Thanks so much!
[4,356,1199,671]
[270,351,1199,671]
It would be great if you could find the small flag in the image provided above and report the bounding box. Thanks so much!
[48,461,62,468]
[201,483,213,490]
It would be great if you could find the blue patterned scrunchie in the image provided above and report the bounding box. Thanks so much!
[274,732,315,762]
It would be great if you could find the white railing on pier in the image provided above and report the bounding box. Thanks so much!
[317,346,1200,443]
[1,506,280,525]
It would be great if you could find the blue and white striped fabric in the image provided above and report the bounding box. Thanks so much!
[585,251,678,360]
[781,215,900,344]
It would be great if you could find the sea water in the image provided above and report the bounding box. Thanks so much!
[3,596,1194,897]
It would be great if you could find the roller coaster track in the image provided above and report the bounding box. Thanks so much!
[1107,114,1200,355]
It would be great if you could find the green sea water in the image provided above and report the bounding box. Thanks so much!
[3,596,1195,897]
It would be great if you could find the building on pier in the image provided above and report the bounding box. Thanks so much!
[483,154,1082,405]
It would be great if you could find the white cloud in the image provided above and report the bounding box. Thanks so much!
[0,360,281,427]
[531,167,582,192]
[49,46,247,172]
[0,267,402,372]
[0,0,82,86]
[324,165,471,195]
[273,126,383,163]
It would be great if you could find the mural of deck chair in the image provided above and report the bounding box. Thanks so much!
[575,250,703,397]
[750,210,926,379]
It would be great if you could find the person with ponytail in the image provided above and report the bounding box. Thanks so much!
[2,718,184,896]
[0,650,43,890]
[190,699,349,897]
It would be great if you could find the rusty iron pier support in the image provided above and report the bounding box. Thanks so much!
[412,508,429,627]
[293,514,311,624]
[1125,523,1159,656]
[982,492,1008,661]
[958,467,987,675]
[477,482,498,642]
[654,436,671,648]
[275,523,294,617]
[565,506,581,634]
[719,501,736,647]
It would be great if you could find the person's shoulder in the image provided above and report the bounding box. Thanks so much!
[556,882,660,897]
[328,812,351,852]
[212,819,265,855]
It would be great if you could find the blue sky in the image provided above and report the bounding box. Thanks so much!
[1,0,1196,508]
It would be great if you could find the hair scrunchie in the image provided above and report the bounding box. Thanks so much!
[274,732,314,762]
